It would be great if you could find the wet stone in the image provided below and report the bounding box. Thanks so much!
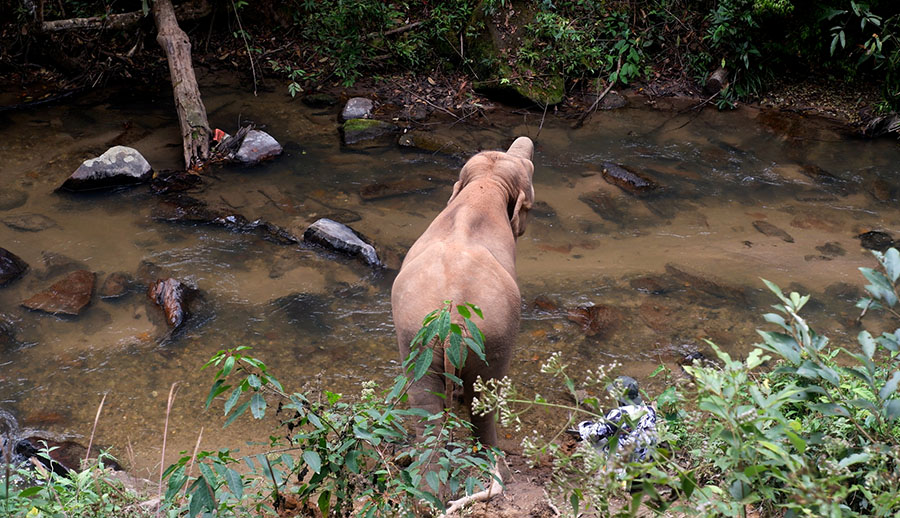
[532,295,560,314]
[665,263,746,303]
[858,230,894,252]
[22,270,95,316]
[150,170,203,194]
[579,191,626,222]
[566,304,622,338]
[99,272,132,299]
[359,176,436,201]
[0,189,28,211]
[59,146,152,191]
[866,178,894,202]
[600,162,659,196]
[531,201,557,219]
[235,130,283,165]
[2,213,57,232]
[0,248,28,287]
[341,97,374,121]
[629,275,671,295]
[752,220,794,243]
[599,91,627,110]
[816,242,845,257]
[341,119,398,145]
[148,278,194,328]
[303,218,383,268]
[40,251,89,280]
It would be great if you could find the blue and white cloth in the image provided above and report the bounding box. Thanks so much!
[577,403,657,461]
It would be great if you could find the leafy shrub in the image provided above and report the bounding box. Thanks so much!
[160,302,499,517]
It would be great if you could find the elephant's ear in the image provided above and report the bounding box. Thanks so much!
[510,185,534,237]
[447,180,462,205]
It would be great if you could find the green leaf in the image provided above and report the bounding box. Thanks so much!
[17,486,43,498]
[784,430,806,454]
[426,471,440,492]
[880,371,900,401]
[467,303,483,319]
[188,476,216,518]
[247,374,261,389]
[413,347,434,382]
[436,310,451,342]
[385,375,407,403]
[859,330,877,359]
[456,304,471,319]
[303,451,322,474]
[224,400,251,428]
[444,372,464,386]
[222,355,235,377]
[318,490,331,518]
[224,468,243,499]
[447,332,464,370]
[250,393,266,419]
[884,399,900,420]
[464,336,486,363]
[838,452,871,469]
[205,379,229,410]
[810,402,849,417]
[880,248,900,282]
[224,386,242,416]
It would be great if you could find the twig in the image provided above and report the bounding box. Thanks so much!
[157,382,180,515]
[572,55,623,129]
[365,20,423,39]
[84,392,108,465]
[535,102,549,140]
[229,0,257,96]
[183,427,204,499]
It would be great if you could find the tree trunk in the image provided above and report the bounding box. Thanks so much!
[41,1,210,32]
[704,67,729,96]
[152,0,209,169]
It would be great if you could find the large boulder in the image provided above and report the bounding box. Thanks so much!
[303,218,383,268]
[59,146,152,191]
[22,270,95,316]
[0,248,28,286]
[341,97,374,121]
[235,130,283,165]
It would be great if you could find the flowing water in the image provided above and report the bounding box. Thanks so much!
[1,76,899,475]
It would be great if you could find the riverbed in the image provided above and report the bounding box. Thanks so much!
[1,76,898,476]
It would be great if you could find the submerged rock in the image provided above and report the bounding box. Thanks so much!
[2,213,57,232]
[579,191,626,222]
[341,97,374,121]
[99,272,132,299]
[600,163,659,196]
[152,196,301,245]
[567,304,621,338]
[59,146,152,191]
[665,263,746,302]
[150,170,203,194]
[148,278,194,328]
[302,93,338,108]
[341,118,398,145]
[752,220,794,243]
[22,270,95,316]
[0,189,28,211]
[303,218,383,268]
[39,251,88,280]
[0,247,28,286]
[235,130,283,165]
[359,176,437,201]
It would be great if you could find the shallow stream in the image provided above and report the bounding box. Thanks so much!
[1,76,899,475]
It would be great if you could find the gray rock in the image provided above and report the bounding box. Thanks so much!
[0,189,28,211]
[235,130,283,165]
[22,270,95,316]
[0,248,28,287]
[600,91,627,110]
[341,119,398,145]
[341,97,374,121]
[2,214,57,232]
[303,218,383,268]
[59,146,152,191]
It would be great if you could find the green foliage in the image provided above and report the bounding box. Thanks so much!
[160,302,498,517]
[1,449,150,518]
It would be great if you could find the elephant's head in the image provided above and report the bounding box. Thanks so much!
[448,136,535,237]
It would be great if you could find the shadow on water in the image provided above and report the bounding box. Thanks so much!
[1,76,899,473]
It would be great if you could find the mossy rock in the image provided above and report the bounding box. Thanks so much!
[341,119,399,145]
[465,2,565,106]
[398,130,472,157]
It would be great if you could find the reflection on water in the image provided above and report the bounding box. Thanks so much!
[1,78,899,475]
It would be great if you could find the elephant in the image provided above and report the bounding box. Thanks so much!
[391,136,535,451]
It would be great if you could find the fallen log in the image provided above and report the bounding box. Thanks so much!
[152,0,211,169]
[40,0,210,32]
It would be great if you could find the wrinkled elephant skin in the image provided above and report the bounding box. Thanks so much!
[391,136,535,448]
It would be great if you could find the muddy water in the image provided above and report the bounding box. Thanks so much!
[1,77,899,475]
